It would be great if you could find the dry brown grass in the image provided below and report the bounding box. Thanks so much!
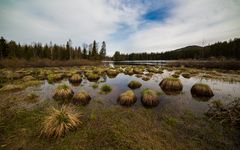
[40,105,82,138]
[117,90,137,106]
[0,59,101,68]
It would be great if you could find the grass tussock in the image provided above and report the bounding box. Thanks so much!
[141,88,159,107]
[118,90,136,106]
[191,83,214,98]
[128,80,142,89]
[159,77,183,95]
[72,91,91,106]
[69,74,82,83]
[100,84,112,94]
[53,84,74,103]
[40,105,82,138]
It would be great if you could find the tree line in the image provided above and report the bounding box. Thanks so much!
[113,38,240,61]
[0,37,107,60]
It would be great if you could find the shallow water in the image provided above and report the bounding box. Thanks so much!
[24,69,240,115]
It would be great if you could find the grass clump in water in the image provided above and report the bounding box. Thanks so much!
[40,105,82,138]
[128,80,142,89]
[191,83,214,99]
[141,88,159,107]
[100,84,112,94]
[159,77,183,95]
[117,90,136,106]
[72,91,91,106]
[92,83,99,89]
[53,84,74,103]
[69,74,82,83]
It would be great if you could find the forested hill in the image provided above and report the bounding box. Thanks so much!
[113,38,240,61]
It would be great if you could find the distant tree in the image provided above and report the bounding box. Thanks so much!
[91,40,98,59]
[82,44,88,59]
[113,51,121,61]
[0,37,7,59]
[100,41,106,59]
[66,39,72,60]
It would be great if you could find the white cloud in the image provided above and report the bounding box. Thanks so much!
[0,0,239,56]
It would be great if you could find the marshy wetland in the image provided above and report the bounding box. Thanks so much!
[0,65,240,149]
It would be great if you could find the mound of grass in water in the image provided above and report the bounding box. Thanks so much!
[128,80,142,89]
[118,90,136,106]
[141,88,159,107]
[106,69,119,78]
[40,105,82,138]
[191,83,214,98]
[181,72,191,78]
[92,83,99,89]
[72,91,91,106]
[53,84,74,103]
[159,77,183,95]
[47,74,63,83]
[85,72,100,82]
[69,74,82,83]
[100,84,112,94]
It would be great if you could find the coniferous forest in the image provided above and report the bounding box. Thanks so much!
[0,37,106,60]
[113,38,240,61]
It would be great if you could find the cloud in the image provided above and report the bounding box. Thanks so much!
[0,0,239,55]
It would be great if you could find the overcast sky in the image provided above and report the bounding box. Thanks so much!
[0,0,240,55]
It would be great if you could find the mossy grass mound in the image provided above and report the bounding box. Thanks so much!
[172,74,179,78]
[106,69,119,78]
[47,74,64,83]
[23,75,35,82]
[133,68,144,74]
[128,80,142,89]
[181,73,191,78]
[191,83,214,98]
[69,74,82,83]
[159,77,183,95]
[100,84,112,94]
[117,90,137,106]
[142,76,150,81]
[85,72,100,82]
[53,84,74,103]
[141,88,159,107]
[72,91,91,105]
[40,105,82,138]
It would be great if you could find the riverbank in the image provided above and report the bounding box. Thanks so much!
[165,60,240,70]
[0,59,102,68]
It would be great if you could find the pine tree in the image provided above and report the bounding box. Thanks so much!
[92,40,98,59]
[100,41,106,59]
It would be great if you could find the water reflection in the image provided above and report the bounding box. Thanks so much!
[25,69,240,115]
